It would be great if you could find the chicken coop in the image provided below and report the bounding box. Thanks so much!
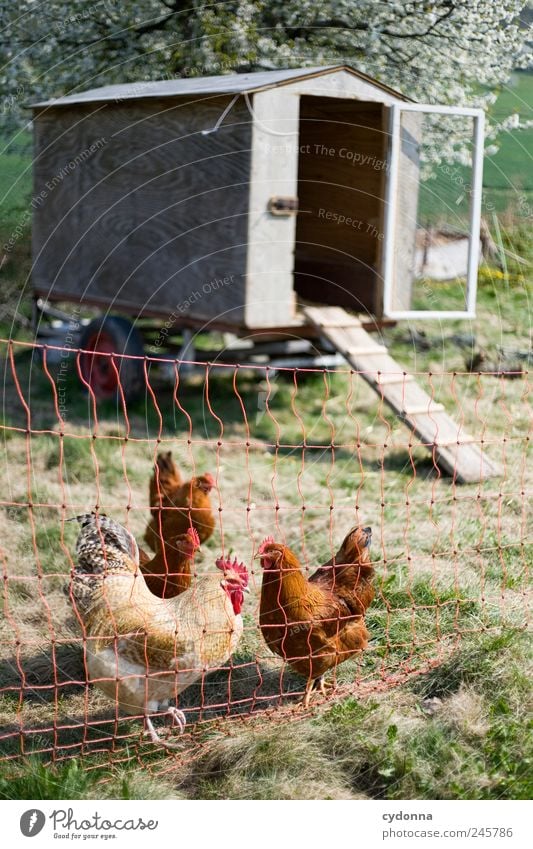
[30,65,496,484]
[31,64,484,331]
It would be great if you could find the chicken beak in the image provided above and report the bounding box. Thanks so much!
[243,585,251,594]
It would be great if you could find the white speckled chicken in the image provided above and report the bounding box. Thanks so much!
[70,514,248,748]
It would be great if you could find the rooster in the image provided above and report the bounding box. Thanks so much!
[144,453,216,551]
[257,526,373,707]
[70,513,248,748]
[139,527,200,598]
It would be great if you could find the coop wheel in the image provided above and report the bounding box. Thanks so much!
[79,316,144,402]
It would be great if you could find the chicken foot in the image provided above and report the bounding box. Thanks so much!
[302,675,334,708]
[145,706,187,750]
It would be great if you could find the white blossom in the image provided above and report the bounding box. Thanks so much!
[0,0,530,163]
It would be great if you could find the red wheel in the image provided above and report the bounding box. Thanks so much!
[79,316,144,401]
[80,329,119,398]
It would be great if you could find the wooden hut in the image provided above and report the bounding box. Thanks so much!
[31,67,496,484]
[31,65,424,329]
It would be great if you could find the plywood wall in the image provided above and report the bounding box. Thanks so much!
[32,96,252,325]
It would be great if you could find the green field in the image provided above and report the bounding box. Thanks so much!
[418,70,533,225]
[484,70,533,210]
[0,133,32,227]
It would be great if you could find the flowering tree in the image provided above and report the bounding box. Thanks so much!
[0,1,530,143]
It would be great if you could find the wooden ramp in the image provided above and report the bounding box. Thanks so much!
[303,306,501,484]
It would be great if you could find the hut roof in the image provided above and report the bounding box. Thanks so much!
[31,65,411,108]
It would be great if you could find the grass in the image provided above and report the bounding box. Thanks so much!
[0,130,32,228]
[0,268,529,796]
[0,228,530,796]
[0,758,180,800]
[1,633,529,801]
[484,71,533,211]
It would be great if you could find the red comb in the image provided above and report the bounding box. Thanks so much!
[203,472,215,486]
[258,536,275,555]
[215,555,249,586]
[186,527,200,548]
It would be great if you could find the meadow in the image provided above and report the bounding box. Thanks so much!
[0,75,531,801]
[417,70,533,224]
[0,239,530,798]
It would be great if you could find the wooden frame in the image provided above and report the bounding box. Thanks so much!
[382,103,485,320]
[31,67,484,330]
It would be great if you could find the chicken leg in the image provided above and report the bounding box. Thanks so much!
[145,706,187,750]
[302,675,334,708]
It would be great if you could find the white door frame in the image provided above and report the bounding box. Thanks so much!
[382,102,485,320]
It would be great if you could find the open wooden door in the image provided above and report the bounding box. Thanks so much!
[294,96,388,315]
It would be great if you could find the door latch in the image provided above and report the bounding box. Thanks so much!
[268,196,299,216]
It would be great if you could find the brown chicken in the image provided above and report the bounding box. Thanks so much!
[71,513,248,749]
[139,527,200,598]
[148,451,182,517]
[309,525,375,616]
[144,453,216,551]
[258,526,373,707]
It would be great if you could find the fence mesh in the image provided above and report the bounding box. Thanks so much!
[0,338,530,770]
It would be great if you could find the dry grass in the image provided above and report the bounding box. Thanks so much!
[0,246,531,798]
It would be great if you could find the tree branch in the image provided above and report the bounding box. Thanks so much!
[133,0,195,34]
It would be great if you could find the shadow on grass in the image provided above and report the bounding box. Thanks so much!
[1,346,391,444]
[0,642,305,761]
[369,450,440,479]
[0,642,86,701]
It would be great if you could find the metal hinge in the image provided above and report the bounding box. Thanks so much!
[268,196,299,216]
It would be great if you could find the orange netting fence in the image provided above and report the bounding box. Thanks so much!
[0,339,530,768]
